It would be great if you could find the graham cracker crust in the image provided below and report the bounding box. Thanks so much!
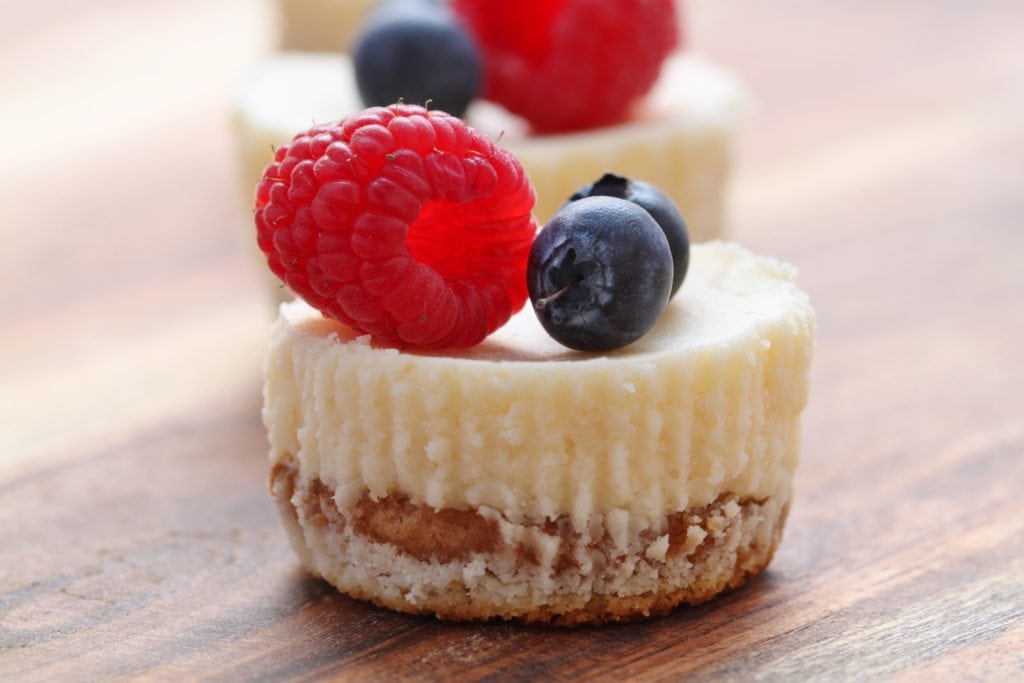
[270,461,789,625]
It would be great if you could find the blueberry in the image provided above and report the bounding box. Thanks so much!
[527,196,673,352]
[353,0,481,118]
[569,173,690,297]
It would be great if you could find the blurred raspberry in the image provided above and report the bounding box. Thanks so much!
[453,0,679,132]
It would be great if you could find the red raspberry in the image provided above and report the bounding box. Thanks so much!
[452,0,679,133]
[255,104,538,348]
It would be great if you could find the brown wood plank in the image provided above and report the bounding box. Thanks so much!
[2,0,1023,679]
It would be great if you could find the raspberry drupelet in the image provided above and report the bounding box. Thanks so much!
[255,104,538,349]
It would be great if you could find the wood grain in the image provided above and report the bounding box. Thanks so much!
[2,0,1023,680]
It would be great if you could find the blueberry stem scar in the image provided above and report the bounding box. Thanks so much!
[534,274,583,311]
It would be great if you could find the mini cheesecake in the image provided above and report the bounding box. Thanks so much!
[263,241,815,624]
[234,52,747,243]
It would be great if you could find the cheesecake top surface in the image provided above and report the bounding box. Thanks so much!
[283,241,805,364]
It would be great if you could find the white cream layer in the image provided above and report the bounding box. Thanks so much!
[263,242,814,529]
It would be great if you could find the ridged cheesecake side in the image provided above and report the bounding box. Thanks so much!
[263,242,814,623]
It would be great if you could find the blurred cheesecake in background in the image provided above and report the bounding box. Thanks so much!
[234,51,747,236]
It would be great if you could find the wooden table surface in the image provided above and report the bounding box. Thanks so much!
[2,1,1023,680]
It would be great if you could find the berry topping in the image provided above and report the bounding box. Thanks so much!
[354,0,482,118]
[569,173,689,297]
[452,0,679,133]
[255,104,538,349]
[527,196,672,352]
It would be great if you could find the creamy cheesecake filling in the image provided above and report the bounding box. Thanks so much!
[262,243,814,530]
[261,243,813,623]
